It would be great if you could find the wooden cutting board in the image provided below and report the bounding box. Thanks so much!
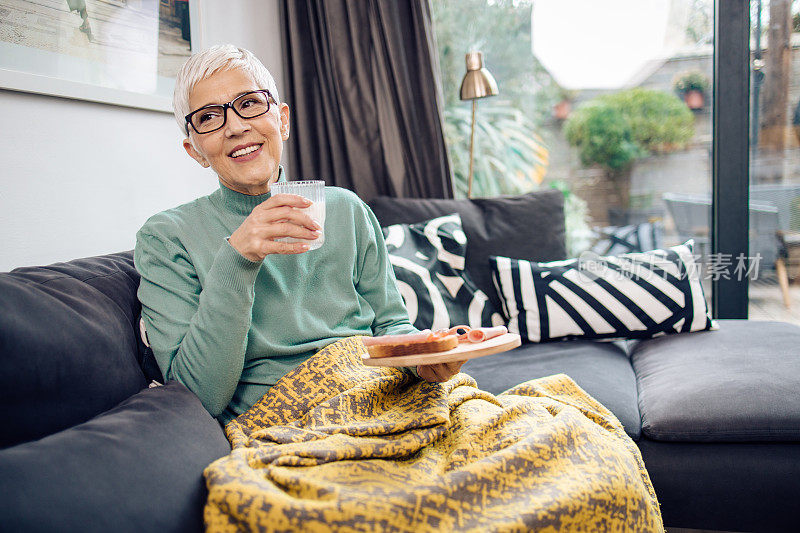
[361,333,521,367]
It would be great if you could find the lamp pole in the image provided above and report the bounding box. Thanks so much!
[468,99,477,198]
[459,51,498,199]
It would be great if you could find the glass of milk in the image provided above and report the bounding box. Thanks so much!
[269,180,326,250]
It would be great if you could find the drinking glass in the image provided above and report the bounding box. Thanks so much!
[270,180,326,250]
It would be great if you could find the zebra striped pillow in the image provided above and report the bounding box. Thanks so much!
[382,213,505,331]
[490,241,716,343]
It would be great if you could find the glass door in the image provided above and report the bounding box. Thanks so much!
[747,0,800,325]
[432,0,715,301]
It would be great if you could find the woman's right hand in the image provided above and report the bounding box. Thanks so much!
[228,193,322,262]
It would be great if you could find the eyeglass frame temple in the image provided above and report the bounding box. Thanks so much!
[184,89,276,135]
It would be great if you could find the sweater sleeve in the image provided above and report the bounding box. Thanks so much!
[354,202,417,337]
[351,202,420,379]
[134,226,261,416]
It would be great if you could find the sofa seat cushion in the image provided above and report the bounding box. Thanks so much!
[463,339,641,439]
[0,251,147,447]
[368,191,566,316]
[633,319,800,442]
[0,381,230,533]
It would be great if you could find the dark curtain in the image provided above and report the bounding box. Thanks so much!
[281,0,453,201]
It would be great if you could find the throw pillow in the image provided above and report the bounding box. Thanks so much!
[490,241,715,342]
[592,222,663,256]
[383,213,504,330]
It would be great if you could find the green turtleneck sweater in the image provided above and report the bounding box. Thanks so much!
[135,179,416,424]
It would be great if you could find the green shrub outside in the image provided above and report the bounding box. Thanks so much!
[608,89,695,152]
[564,88,695,173]
[564,101,640,171]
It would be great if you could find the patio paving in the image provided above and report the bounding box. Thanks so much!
[749,276,800,326]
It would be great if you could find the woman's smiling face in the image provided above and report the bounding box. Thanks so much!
[183,68,290,195]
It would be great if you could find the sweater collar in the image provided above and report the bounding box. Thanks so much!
[212,167,287,216]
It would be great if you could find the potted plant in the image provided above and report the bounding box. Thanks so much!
[673,70,710,110]
[553,88,578,121]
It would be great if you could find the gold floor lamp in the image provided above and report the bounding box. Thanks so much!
[459,51,498,198]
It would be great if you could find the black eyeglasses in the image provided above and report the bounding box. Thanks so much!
[184,89,276,134]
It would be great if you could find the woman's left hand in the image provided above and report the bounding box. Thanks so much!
[417,360,467,382]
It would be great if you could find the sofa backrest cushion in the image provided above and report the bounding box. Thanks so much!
[0,251,147,448]
[368,190,567,316]
[0,381,231,533]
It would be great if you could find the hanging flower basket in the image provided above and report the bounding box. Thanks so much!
[553,99,572,120]
[683,89,705,110]
[673,70,710,111]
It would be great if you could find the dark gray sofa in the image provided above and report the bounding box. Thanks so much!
[0,253,230,533]
[368,191,800,533]
[1,189,798,532]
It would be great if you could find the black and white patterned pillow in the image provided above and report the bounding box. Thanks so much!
[490,240,716,343]
[382,213,504,331]
[592,222,663,256]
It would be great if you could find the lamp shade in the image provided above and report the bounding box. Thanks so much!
[459,51,498,100]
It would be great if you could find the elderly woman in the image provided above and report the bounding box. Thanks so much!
[135,44,464,425]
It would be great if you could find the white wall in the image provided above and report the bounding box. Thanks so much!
[0,0,284,271]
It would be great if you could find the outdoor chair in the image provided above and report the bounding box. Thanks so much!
[749,184,800,232]
[662,191,779,262]
[663,191,795,307]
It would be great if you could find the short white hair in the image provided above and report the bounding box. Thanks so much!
[173,44,280,135]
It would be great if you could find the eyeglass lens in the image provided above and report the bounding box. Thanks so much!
[190,91,271,133]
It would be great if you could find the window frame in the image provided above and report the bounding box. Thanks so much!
[712,0,751,318]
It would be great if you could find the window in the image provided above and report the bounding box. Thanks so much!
[432,0,800,325]
[747,0,800,324]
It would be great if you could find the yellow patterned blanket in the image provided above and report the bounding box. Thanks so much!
[204,337,663,532]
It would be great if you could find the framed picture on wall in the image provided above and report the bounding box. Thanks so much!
[0,0,198,112]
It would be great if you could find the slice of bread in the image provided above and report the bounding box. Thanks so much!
[366,334,459,359]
